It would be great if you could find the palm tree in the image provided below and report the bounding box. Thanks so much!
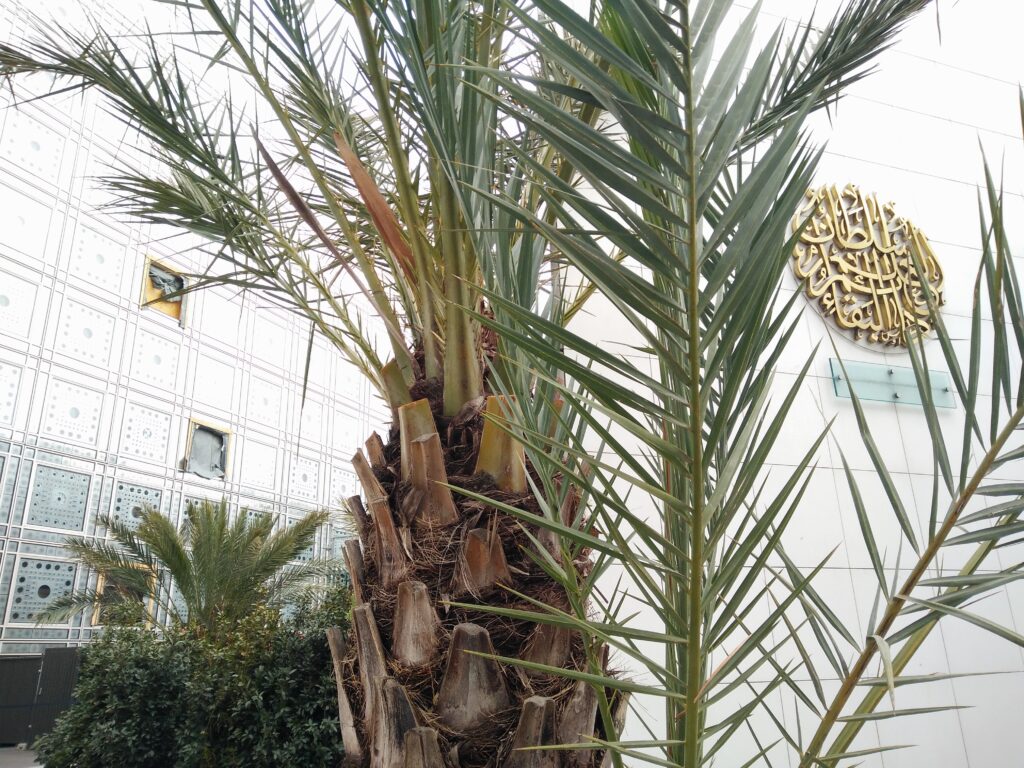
[455,17,1024,768]
[40,501,329,639]
[0,0,946,765]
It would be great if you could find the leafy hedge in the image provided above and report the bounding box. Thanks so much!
[35,586,351,768]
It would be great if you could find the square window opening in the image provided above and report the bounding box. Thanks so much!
[142,259,186,322]
[92,567,156,628]
[185,421,229,480]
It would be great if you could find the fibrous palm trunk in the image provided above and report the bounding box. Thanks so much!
[329,371,618,768]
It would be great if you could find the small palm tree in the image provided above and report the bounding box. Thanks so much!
[41,501,329,639]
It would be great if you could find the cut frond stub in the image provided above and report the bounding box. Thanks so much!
[474,396,528,493]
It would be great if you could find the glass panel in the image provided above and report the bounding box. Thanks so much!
[829,358,956,408]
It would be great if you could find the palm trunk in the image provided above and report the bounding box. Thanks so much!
[332,372,612,768]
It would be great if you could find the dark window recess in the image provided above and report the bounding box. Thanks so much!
[186,424,227,479]
[148,263,185,302]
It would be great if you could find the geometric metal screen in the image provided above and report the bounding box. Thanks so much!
[26,468,90,531]
[9,559,78,623]
[110,482,163,530]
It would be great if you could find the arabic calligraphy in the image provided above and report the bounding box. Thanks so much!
[791,184,943,346]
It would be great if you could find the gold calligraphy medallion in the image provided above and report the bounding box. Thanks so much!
[791,184,943,346]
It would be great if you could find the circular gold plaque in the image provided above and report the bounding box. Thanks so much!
[791,184,943,346]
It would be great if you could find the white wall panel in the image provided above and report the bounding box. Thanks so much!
[299,397,323,442]
[246,375,282,427]
[0,184,52,258]
[197,291,242,345]
[329,465,356,506]
[240,438,276,490]
[0,266,39,339]
[0,360,21,425]
[55,299,115,366]
[289,455,319,502]
[251,314,288,367]
[40,378,103,445]
[193,353,234,411]
[130,328,180,389]
[0,110,65,186]
[332,406,361,458]
[119,401,171,463]
[68,224,127,294]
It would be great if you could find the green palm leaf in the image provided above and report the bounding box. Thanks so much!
[37,500,330,638]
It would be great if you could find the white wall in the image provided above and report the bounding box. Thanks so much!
[778,4,1023,766]
[573,2,1024,766]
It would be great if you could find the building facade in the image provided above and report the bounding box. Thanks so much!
[0,0,386,655]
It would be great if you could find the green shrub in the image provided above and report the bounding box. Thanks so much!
[35,583,352,768]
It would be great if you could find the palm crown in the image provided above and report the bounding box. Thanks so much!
[0,0,929,418]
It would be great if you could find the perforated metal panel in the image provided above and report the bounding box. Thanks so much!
[0,185,52,258]
[130,329,179,389]
[287,517,315,563]
[55,300,115,366]
[182,496,209,515]
[240,440,276,489]
[27,466,90,530]
[111,482,162,530]
[0,268,38,339]
[246,376,281,427]
[120,402,171,462]
[242,501,274,522]
[330,529,347,558]
[0,361,21,425]
[41,379,102,445]
[69,226,126,293]
[330,466,356,504]
[289,456,319,502]
[0,111,64,185]
[9,559,77,624]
